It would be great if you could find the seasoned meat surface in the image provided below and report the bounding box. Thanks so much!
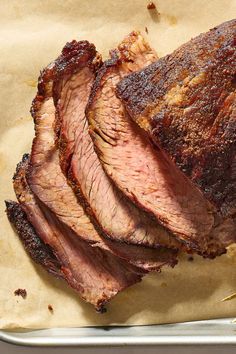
[5,198,62,279]
[117,19,236,218]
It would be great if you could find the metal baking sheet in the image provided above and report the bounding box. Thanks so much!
[1,318,236,346]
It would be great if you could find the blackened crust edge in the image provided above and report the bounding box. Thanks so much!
[5,200,63,279]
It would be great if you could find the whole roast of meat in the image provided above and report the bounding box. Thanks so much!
[5,19,236,311]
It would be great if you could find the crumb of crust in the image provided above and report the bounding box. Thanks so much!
[14,288,27,299]
[188,256,194,262]
[96,306,107,314]
[145,26,149,34]
[161,282,167,288]
[147,2,156,10]
[48,304,54,313]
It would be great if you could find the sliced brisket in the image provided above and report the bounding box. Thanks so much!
[55,33,180,252]
[5,24,235,311]
[11,154,143,311]
[117,20,236,219]
[28,41,177,271]
[53,40,102,174]
[89,30,235,256]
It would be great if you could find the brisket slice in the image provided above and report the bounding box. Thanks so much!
[5,199,62,279]
[88,30,235,256]
[55,32,180,251]
[53,40,102,174]
[28,41,177,271]
[117,20,236,219]
[11,154,144,311]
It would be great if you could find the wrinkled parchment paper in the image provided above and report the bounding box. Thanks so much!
[0,0,236,329]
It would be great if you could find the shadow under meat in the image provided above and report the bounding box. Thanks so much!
[82,253,235,325]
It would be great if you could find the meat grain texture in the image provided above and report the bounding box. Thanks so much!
[55,32,180,253]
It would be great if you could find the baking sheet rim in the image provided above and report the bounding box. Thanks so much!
[1,318,236,346]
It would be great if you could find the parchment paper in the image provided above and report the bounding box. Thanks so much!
[0,0,236,329]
